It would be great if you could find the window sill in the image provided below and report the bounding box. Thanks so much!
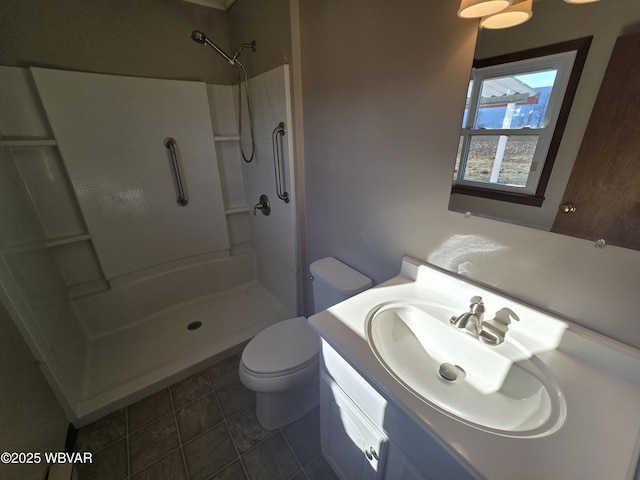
[451,184,544,207]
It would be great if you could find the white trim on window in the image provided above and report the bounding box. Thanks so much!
[455,50,577,196]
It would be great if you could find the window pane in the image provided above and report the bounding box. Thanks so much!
[474,69,558,130]
[462,135,539,187]
[462,80,473,127]
[454,136,463,181]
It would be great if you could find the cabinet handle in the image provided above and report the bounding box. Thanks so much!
[370,447,379,460]
[365,447,379,461]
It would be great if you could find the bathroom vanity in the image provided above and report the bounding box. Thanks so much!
[309,257,640,480]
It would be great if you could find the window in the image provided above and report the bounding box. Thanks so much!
[452,38,591,206]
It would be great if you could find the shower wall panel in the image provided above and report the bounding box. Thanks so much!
[0,67,88,417]
[32,68,230,281]
[9,146,86,240]
[242,66,299,313]
[0,67,50,138]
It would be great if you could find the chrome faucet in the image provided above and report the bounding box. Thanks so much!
[451,297,519,346]
[450,296,485,336]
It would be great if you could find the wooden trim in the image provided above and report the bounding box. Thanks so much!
[535,37,592,197]
[459,37,593,207]
[451,184,545,207]
[473,37,593,69]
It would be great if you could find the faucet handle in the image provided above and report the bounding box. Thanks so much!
[480,308,519,346]
[470,296,483,305]
[469,296,484,315]
[491,307,519,327]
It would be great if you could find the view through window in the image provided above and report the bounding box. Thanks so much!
[451,39,592,206]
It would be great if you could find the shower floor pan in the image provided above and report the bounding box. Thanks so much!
[74,281,294,426]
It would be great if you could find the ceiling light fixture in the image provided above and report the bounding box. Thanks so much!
[459,0,599,29]
[458,0,512,19]
[480,0,533,29]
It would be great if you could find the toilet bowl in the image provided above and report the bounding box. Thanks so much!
[239,257,372,430]
[239,316,320,430]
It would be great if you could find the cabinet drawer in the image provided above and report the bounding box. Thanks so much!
[320,373,387,480]
[320,340,387,427]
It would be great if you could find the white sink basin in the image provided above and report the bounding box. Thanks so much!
[365,301,566,438]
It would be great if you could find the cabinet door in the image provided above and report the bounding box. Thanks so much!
[384,443,431,480]
[32,67,229,280]
[320,374,387,480]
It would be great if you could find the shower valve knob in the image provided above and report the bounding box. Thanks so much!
[253,194,271,216]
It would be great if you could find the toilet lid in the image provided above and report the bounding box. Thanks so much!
[242,317,319,375]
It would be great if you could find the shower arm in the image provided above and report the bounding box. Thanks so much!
[204,38,234,64]
[231,41,257,64]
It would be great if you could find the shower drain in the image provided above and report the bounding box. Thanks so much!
[187,321,202,331]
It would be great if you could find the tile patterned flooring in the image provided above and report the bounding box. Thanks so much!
[74,354,338,480]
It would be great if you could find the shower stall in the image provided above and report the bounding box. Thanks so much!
[0,62,299,426]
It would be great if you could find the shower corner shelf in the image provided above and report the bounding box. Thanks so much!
[0,137,57,147]
[214,135,241,142]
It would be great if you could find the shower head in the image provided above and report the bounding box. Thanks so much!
[191,30,234,64]
[191,30,207,44]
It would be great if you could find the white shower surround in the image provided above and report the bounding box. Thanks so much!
[241,66,299,312]
[0,65,298,426]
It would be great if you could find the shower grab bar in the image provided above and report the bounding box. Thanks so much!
[164,138,189,206]
[272,122,290,203]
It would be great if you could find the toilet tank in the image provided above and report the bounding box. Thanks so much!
[310,257,372,313]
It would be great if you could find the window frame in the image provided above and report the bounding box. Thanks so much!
[452,37,592,207]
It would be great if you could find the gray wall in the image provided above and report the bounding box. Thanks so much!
[228,0,292,79]
[298,0,640,349]
[0,303,68,480]
[0,0,234,84]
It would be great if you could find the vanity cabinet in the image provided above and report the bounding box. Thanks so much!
[320,372,387,480]
[384,444,428,480]
[312,256,640,480]
[319,339,478,480]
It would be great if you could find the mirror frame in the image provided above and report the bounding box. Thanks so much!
[451,36,592,207]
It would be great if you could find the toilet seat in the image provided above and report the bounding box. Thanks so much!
[241,316,319,376]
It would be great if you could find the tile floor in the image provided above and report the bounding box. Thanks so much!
[73,354,338,480]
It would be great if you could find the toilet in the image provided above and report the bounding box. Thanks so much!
[239,257,372,430]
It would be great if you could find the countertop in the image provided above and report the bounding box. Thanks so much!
[309,256,640,480]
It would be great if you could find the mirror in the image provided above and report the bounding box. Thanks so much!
[449,0,640,250]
